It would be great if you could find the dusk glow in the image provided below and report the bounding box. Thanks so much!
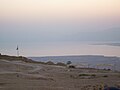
[1,0,120,21]
[0,0,120,56]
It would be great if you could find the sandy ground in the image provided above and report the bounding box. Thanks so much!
[0,59,120,90]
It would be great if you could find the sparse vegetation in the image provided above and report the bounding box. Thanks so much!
[103,75,108,77]
[91,74,96,77]
[79,74,90,76]
[0,54,45,64]
[79,73,96,77]
[68,65,76,68]
[0,55,33,62]
[56,62,66,66]
[0,54,119,90]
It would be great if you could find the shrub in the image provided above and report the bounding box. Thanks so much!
[56,62,66,66]
[79,74,96,77]
[103,75,108,77]
[91,74,96,77]
[79,74,90,76]
[68,65,76,68]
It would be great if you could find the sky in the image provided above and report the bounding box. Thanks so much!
[0,0,120,56]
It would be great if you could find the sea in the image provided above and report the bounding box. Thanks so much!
[28,42,120,71]
[1,41,120,71]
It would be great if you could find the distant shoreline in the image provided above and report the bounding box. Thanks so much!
[91,42,120,47]
[29,55,120,71]
[28,54,120,59]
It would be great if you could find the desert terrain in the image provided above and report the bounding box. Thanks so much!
[0,55,120,90]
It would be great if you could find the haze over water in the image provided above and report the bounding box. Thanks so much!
[0,42,120,57]
[0,0,120,57]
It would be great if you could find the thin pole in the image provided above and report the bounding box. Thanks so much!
[16,45,19,57]
[17,50,19,57]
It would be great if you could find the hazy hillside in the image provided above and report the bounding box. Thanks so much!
[29,55,120,71]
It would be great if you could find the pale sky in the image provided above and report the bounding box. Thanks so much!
[0,1,120,23]
[0,0,120,56]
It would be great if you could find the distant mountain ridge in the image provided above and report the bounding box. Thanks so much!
[29,55,120,63]
[29,55,120,71]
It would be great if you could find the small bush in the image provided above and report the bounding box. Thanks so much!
[79,74,90,76]
[91,74,96,77]
[103,75,108,77]
[79,74,96,77]
[56,62,66,66]
[68,65,76,68]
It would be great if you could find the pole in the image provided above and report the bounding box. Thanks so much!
[16,45,19,57]
[17,50,19,57]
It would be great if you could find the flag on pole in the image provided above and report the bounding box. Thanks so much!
[16,45,19,56]
[16,45,18,50]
